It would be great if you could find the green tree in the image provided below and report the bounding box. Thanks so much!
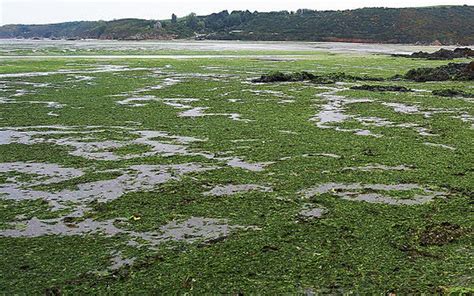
[226,13,242,27]
[186,13,199,30]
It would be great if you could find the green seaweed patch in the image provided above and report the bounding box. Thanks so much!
[0,199,65,224]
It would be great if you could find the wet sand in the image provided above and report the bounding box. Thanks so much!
[1,39,472,57]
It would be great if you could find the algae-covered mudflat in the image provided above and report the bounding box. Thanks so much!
[0,40,472,294]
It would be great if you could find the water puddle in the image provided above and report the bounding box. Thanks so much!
[0,160,233,251]
[179,107,251,122]
[47,111,60,117]
[0,96,65,111]
[244,89,294,98]
[0,64,148,79]
[203,184,272,196]
[115,77,182,99]
[311,87,380,137]
[309,87,469,138]
[0,216,242,244]
[109,251,136,270]
[298,205,327,220]
[382,102,459,118]
[0,126,274,178]
[453,114,474,129]
[0,40,462,55]
[221,157,274,172]
[342,164,413,171]
[279,130,298,135]
[0,126,211,161]
[117,95,162,107]
[355,116,438,136]
[382,102,421,114]
[66,74,95,84]
[423,142,456,151]
[0,161,214,210]
[302,182,447,205]
[303,153,342,159]
[0,162,84,186]
[114,72,234,103]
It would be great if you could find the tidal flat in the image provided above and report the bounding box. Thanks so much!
[0,40,472,294]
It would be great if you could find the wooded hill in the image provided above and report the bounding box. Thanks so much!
[1,5,473,45]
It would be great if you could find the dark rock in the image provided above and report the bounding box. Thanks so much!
[393,47,474,60]
[432,89,474,98]
[350,85,412,92]
[419,222,465,246]
[325,72,384,82]
[251,71,315,83]
[252,71,384,83]
[45,287,61,296]
[403,62,474,82]
[261,245,279,252]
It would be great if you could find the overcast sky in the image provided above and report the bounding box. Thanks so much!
[0,0,472,25]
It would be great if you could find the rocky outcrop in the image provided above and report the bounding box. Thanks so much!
[350,85,412,92]
[252,72,384,84]
[432,89,473,98]
[403,62,474,82]
[393,48,474,60]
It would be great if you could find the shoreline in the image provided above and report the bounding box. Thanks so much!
[1,39,473,56]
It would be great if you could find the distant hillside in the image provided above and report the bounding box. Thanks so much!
[0,19,176,40]
[1,5,473,45]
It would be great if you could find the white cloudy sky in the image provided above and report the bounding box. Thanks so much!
[0,0,472,25]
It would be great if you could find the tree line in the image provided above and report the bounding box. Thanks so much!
[1,6,473,45]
